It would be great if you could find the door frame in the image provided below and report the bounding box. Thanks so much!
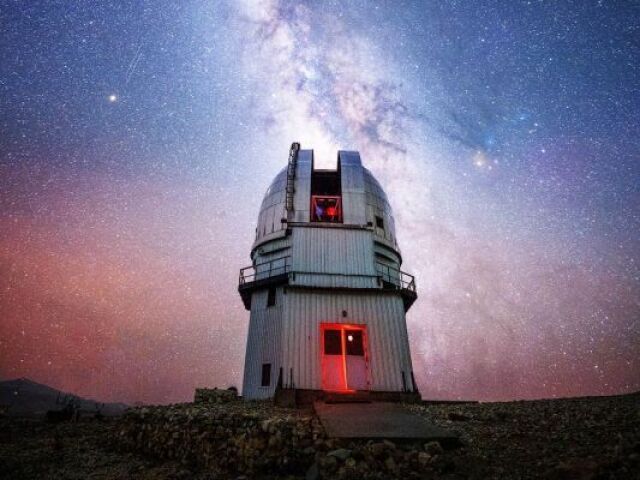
[320,323,369,392]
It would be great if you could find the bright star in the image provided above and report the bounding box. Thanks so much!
[108,94,118,103]
[473,150,487,168]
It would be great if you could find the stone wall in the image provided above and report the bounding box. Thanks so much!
[115,402,452,479]
[115,402,324,476]
[193,388,237,405]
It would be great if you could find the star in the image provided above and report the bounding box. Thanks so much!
[473,150,488,168]
[108,94,118,103]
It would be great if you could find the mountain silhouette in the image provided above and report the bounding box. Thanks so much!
[0,378,128,417]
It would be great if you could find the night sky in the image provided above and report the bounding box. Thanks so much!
[1,1,638,404]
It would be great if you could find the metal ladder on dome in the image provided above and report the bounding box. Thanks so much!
[285,142,300,220]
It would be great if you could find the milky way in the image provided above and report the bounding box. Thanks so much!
[1,1,638,403]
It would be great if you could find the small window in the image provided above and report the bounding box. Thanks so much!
[261,363,271,386]
[345,330,364,356]
[267,287,276,307]
[375,215,384,230]
[324,329,342,355]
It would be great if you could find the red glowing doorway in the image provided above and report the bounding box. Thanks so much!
[320,323,369,392]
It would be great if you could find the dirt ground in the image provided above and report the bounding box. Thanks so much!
[0,392,637,479]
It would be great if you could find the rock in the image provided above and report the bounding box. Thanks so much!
[494,410,510,422]
[369,442,386,458]
[321,455,338,472]
[305,462,319,480]
[545,458,601,480]
[424,441,444,455]
[172,469,193,480]
[448,412,471,422]
[382,439,396,450]
[385,456,398,472]
[418,451,431,466]
[194,388,238,404]
[327,448,352,461]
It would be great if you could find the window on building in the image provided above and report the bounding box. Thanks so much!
[311,168,342,223]
[345,330,364,356]
[267,287,276,307]
[324,329,342,355]
[375,215,384,230]
[311,196,342,223]
[261,363,271,386]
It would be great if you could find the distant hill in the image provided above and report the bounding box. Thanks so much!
[0,378,128,417]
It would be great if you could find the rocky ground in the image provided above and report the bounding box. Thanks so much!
[408,393,640,479]
[0,392,638,479]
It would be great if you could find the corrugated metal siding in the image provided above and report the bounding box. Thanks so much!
[251,229,288,254]
[257,237,291,254]
[291,272,378,289]
[280,290,414,392]
[291,227,376,287]
[242,287,284,399]
[339,151,367,225]
[293,150,312,223]
[254,255,289,281]
[373,242,401,266]
[253,238,291,264]
[373,242,402,285]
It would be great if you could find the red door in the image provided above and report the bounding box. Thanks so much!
[321,324,368,391]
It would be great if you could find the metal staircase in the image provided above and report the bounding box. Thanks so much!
[285,142,300,219]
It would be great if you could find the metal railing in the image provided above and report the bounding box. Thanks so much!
[239,256,415,295]
[239,256,291,285]
[375,262,416,293]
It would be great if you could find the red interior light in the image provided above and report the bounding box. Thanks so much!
[311,195,342,223]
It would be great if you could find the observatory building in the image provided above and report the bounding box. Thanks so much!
[239,143,418,402]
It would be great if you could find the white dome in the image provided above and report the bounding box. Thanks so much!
[253,150,399,255]
[255,166,288,241]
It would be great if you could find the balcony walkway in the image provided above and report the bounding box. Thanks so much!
[238,256,417,311]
